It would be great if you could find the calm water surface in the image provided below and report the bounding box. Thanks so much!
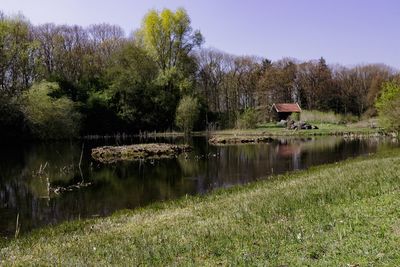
[0,136,397,237]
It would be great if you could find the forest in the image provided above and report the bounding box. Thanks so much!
[0,8,399,139]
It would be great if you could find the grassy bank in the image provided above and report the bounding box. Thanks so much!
[1,149,400,265]
[144,120,385,139]
[212,122,384,137]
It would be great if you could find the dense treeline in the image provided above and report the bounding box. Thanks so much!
[197,52,397,127]
[0,9,398,139]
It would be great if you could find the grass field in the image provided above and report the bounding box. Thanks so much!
[1,149,400,266]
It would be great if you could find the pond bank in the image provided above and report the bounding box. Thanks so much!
[2,148,400,265]
[137,123,391,139]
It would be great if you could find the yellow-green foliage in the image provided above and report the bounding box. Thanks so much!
[236,108,259,129]
[138,8,203,71]
[289,112,300,121]
[21,81,81,139]
[376,81,400,131]
[301,110,357,124]
[175,96,200,134]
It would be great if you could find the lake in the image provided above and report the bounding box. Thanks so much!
[0,136,397,237]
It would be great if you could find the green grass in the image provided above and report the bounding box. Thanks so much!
[141,119,384,139]
[213,122,382,137]
[1,149,400,265]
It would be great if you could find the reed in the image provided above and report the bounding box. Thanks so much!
[300,110,358,124]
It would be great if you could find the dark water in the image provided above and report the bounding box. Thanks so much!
[0,136,397,237]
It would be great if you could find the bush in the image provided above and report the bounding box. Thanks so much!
[289,112,300,121]
[375,81,400,132]
[175,96,200,134]
[236,108,259,129]
[21,81,81,139]
[0,96,26,139]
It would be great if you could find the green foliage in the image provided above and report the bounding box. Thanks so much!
[21,81,81,139]
[289,112,300,121]
[107,42,179,131]
[0,95,26,138]
[0,10,396,138]
[175,96,200,134]
[81,90,121,134]
[376,81,400,131]
[236,108,259,129]
[0,15,36,95]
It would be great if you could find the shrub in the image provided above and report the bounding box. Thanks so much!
[289,112,300,121]
[0,96,26,139]
[21,81,81,139]
[236,108,259,129]
[375,81,400,132]
[175,96,200,134]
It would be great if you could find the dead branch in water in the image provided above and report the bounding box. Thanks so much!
[51,181,92,195]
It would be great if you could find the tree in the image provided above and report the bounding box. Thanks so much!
[196,48,226,113]
[0,14,38,139]
[0,96,25,139]
[21,81,81,139]
[0,15,36,96]
[375,80,400,132]
[327,64,394,116]
[137,8,203,96]
[175,96,200,134]
[87,23,125,64]
[257,58,297,120]
[137,8,203,71]
[107,42,180,131]
[296,58,333,111]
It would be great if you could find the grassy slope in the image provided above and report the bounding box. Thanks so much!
[1,150,400,266]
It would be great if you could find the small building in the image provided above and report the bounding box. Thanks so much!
[272,103,302,121]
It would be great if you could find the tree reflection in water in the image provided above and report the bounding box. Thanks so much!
[0,136,397,237]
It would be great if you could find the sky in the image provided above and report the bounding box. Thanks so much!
[2,0,400,69]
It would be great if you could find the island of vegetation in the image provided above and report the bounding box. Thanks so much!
[91,143,191,163]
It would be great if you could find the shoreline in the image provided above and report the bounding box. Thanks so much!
[2,148,400,265]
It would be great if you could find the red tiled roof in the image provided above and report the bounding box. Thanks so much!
[273,103,302,113]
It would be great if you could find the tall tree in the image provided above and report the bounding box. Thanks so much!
[296,57,333,111]
[0,15,36,96]
[137,8,203,94]
[107,42,179,131]
[137,8,203,71]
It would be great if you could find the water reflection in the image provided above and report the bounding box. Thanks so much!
[0,136,397,237]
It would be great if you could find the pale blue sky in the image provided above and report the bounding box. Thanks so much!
[2,0,399,69]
